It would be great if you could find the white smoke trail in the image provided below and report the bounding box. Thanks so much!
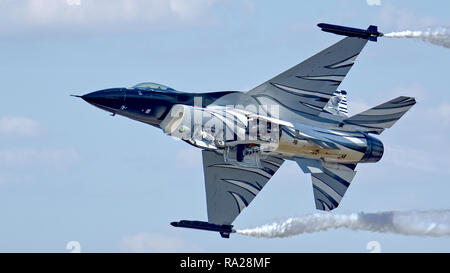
[236,210,450,238]
[384,27,450,49]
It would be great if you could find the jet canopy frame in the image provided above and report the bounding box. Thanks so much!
[133,82,177,92]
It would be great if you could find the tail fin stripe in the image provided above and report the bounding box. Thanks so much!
[325,53,359,69]
[374,102,416,109]
[346,120,398,129]
[312,185,339,209]
[362,106,413,115]
[297,75,345,82]
[312,177,343,202]
[271,83,332,99]
[302,102,324,111]
[348,118,404,125]
[313,172,348,194]
[348,112,407,121]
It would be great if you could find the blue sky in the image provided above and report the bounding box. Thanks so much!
[0,0,449,252]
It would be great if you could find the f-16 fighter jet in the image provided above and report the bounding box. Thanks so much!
[77,23,414,238]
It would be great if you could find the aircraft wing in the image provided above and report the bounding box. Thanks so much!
[295,158,357,211]
[247,37,368,120]
[202,150,284,225]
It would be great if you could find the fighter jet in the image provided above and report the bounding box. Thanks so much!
[77,23,414,238]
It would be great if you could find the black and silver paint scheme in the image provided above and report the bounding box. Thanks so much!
[82,83,237,128]
[77,24,415,238]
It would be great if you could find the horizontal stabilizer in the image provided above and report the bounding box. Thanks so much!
[296,158,357,211]
[344,96,416,134]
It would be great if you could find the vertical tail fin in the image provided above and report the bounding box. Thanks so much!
[344,96,416,134]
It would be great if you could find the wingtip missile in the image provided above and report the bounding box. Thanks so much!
[171,220,235,238]
[317,23,383,42]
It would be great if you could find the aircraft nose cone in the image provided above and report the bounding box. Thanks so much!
[82,89,125,111]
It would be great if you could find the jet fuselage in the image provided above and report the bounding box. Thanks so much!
[81,84,383,166]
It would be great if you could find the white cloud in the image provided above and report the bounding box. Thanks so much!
[382,143,450,174]
[349,83,427,116]
[0,116,41,137]
[366,0,381,6]
[383,145,436,172]
[66,0,81,6]
[429,103,450,127]
[120,232,197,252]
[169,0,216,19]
[390,83,428,103]
[379,3,441,30]
[242,0,256,13]
[0,0,223,36]
[0,172,32,185]
[437,103,450,122]
[0,148,80,169]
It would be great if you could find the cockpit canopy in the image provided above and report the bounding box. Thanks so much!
[132,82,178,92]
